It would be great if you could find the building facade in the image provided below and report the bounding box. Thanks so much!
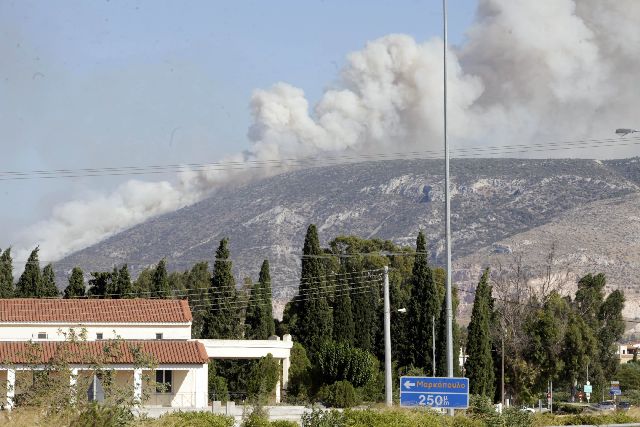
[0,298,293,411]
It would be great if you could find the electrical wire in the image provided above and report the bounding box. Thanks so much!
[0,135,638,181]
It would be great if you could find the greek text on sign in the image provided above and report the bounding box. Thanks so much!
[400,376,469,409]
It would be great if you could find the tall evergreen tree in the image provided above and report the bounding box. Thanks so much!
[465,268,496,398]
[88,271,112,297]
[406,232,439,372]
[151,259,170,298]
[259,260,275,337]
[332,276,354,344]
[41,264,59,297]
[293,225,333,355]
[186,261,211,339]
[598,288,625,378]
[64,267,85,298]
[0,248,14,298]
[132,267,153,297]
[116,264,133,298]
[246,260,275,339]
[16,247,41,297]
[203,238,242,339]
[106,266,120,297]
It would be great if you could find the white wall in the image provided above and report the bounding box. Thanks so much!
[143,365,208,408]
[0,323,191,341]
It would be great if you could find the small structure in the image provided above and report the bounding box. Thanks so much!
[617,342,640,364]
[201,335,293,403]
[0,298,293,411]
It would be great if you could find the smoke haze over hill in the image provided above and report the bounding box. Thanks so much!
[14,0,640,265]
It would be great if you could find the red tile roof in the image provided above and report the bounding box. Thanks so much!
[0,299,192,323]
[0,340,209,365]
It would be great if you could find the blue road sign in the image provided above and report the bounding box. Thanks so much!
[400,376,469,409]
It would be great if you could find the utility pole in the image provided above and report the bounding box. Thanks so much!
[442,0,454,382]
[383,266,392,406]
[432,316,436,377]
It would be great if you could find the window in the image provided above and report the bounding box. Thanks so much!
[37,332,47,340]
[156,333,163,340]
[155,370,172,393]
[96,333,103,340]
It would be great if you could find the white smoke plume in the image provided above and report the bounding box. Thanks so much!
[14,0,640,265]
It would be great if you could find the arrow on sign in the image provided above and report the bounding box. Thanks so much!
[404,380,416,389]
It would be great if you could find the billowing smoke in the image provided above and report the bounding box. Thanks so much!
[14,0,640,265]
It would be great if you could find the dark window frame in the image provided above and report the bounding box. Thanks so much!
[155,370,172,393]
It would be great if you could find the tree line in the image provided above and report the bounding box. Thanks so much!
[0,225,626,405]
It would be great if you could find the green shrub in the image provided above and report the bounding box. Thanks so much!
[468,394,496,415]
[553,402,584,414]
[558,412,636,425]
[318,380,359,408]
[357,366,384,403]
[286,342,313,403]
[315,341,377,387]
[301,407,346,427]
[500,407,533,427]
[269,421,299,427]
[247,354,280,400]
[70,403,133,427]
[154,411,234,427]
[242,411,271,427]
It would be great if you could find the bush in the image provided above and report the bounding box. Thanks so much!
[550,411,637,425]
[247,354,280,400]
[70,402,134,427]
[500,407,533,427]
[301,407,346,427]
[318,380,359,408]
[315,341,377,387]
[357,363,384,403]
[553,402,584,414]
[286,343,313,403]
[153,411,235,427]
[269,421,299,427]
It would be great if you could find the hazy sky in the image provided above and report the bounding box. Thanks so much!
[0,0,476,244]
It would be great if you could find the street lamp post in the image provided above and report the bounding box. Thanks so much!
[442,0,454,387]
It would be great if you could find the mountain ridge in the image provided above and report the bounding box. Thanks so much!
[55,157,640,318]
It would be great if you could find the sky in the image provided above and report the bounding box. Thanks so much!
[2,0,639,265]
[0,0,476,247]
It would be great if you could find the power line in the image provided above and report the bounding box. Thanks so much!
[11,251,417,267]
[0,135,638,182]
[3,275,385,316]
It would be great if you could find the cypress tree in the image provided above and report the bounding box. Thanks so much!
[0,248,14,298]
[246,260,275,339]
[41,263,59,297]
[152,259,170,298]
[186,261,211,339]
[465,268,496,398]
[116,264,133,298]
[259,260,275,337]
[332,276,354,344]
[406,232,439,372]
[294,224,332,355]
[16,247,41,297]
[88,271,111,297]
[203,238,242,339]
[106,266,120,297]
[64,267,85,298]
[349,265,378,352]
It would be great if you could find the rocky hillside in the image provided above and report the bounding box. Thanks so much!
[55,158,640,318]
